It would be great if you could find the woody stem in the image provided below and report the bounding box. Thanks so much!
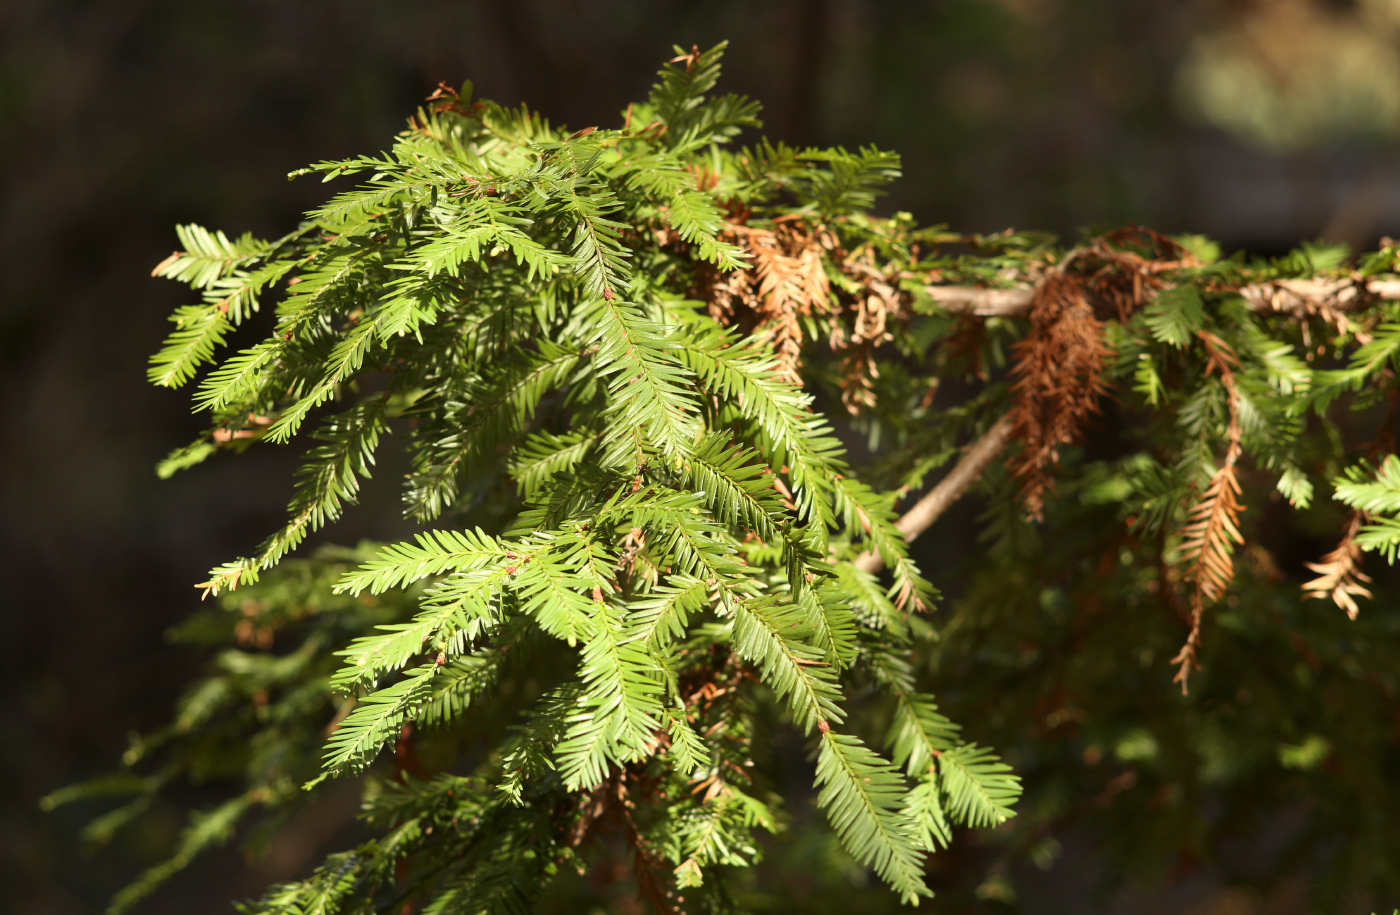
[853,412,1019,574]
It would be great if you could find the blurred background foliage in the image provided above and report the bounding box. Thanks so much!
[5,1,1400,912]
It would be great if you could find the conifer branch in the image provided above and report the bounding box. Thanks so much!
[107,39,1400,914]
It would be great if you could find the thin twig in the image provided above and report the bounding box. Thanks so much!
[854,413,1019,574]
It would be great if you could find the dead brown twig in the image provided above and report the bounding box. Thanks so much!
[1170,332,1246,694]
[1302,510,1373,620]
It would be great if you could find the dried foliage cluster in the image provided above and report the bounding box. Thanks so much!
[700,215,835,380]
[53,43,1400,914]
[1005,271,1114,522]
[1303,509,1372,619]
[698,212,914,413]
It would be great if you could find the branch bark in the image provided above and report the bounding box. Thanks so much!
[854,412,1019,574]
[923,278,1400,318]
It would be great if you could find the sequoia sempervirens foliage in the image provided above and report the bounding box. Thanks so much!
[54,42,1400,912]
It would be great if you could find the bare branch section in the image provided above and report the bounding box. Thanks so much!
[924,278,1400,318]
[854,413,1019,574]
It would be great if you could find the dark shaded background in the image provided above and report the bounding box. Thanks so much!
[7,1,1400,912]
